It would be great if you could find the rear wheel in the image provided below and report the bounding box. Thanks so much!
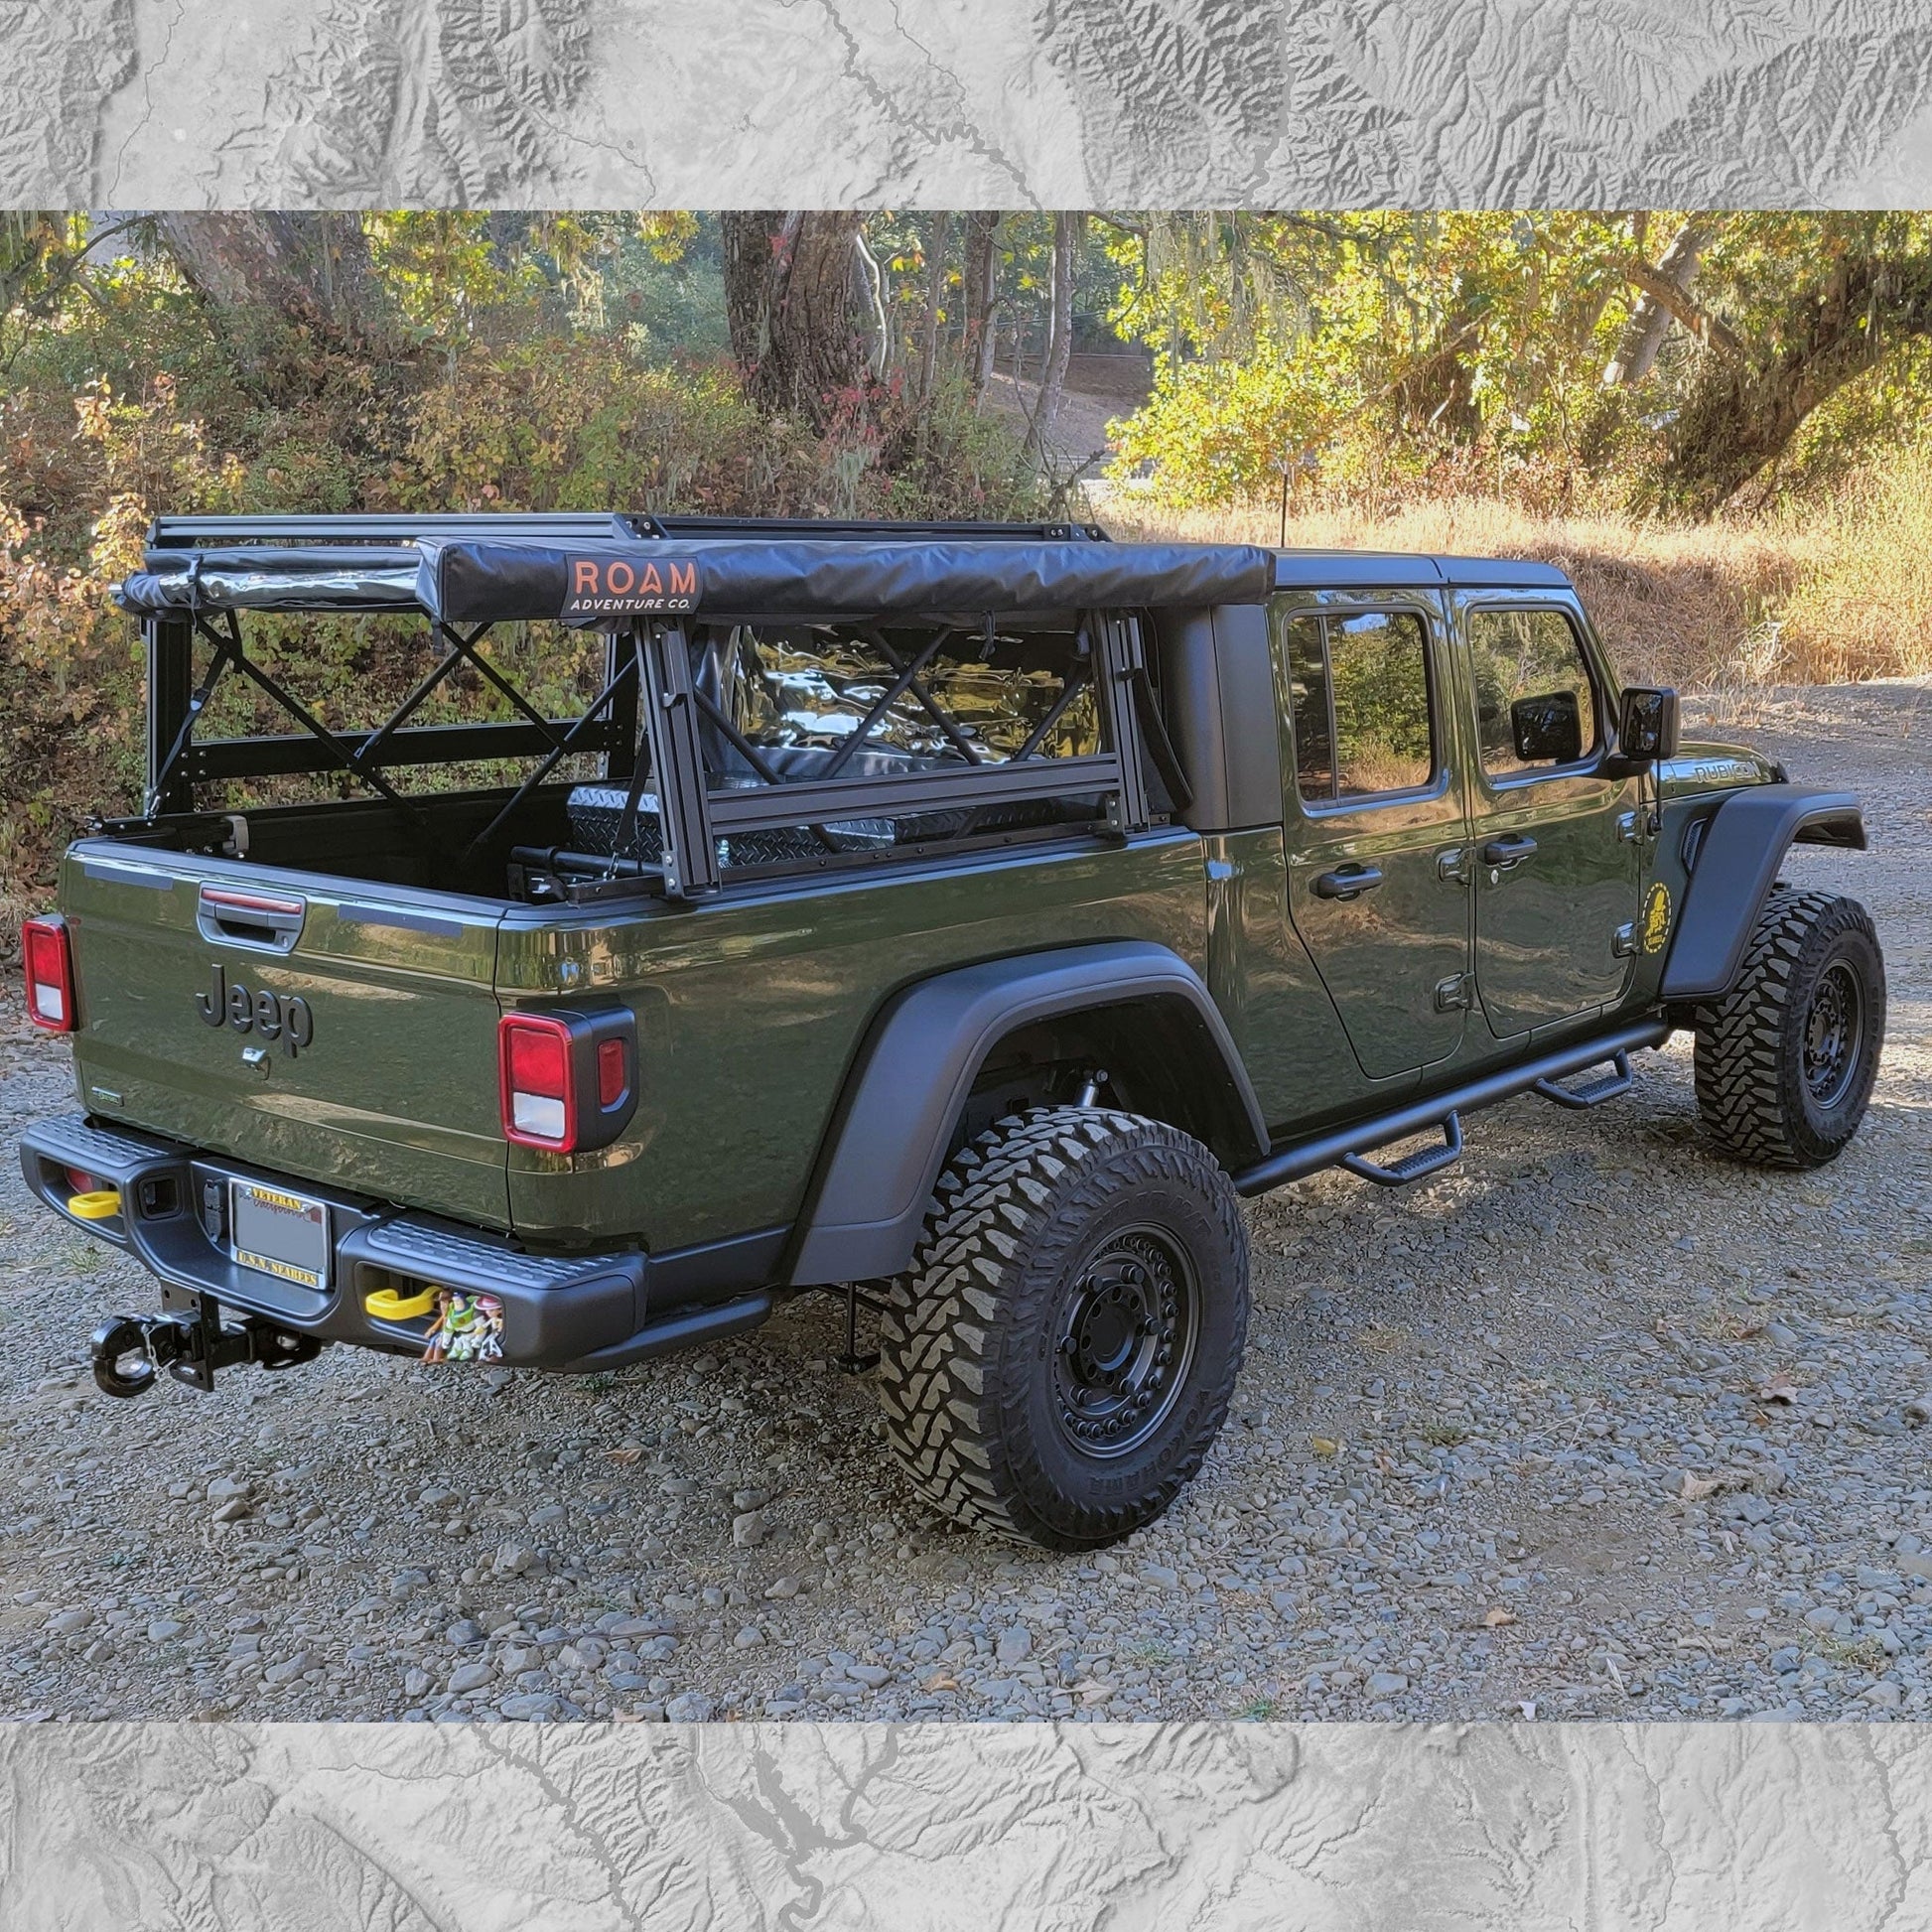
[876,1106,1248,1550]
[1694,889,1884,1168]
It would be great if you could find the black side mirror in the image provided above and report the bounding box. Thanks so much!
[1616,686,1680,763]
[1510,689,1583,763]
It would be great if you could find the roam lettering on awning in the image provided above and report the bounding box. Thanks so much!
[562,555,700,617]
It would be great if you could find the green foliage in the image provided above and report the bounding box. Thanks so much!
[1633,212,1932,515]
[1328,616,1432,789]
[490,212,728,356]
[0,498,145,897]
[1694,212,1932,360]
[592,216,730,360]
[1106,212,1633,508]
[400,336,825,513]
[365,212,523,343]
[857,211,1120,379]
[1103,209,1932,516]
[872,365,1068,519]
[1,213,94,371]
[1776,341,1932,498]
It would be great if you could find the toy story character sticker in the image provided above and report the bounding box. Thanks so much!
[423,1290,505,1363]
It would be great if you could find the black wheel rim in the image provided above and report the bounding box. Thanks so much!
[1051,1225,1199,1459]
[1802,958,1864,1108]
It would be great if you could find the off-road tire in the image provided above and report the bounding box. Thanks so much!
[876,1107,1249,1551]
[1695,888,1884,1169]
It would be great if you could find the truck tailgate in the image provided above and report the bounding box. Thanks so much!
[62,844,509,1228]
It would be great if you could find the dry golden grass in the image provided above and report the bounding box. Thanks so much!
[1775,446,1932,687]
[1104,455,1932,696]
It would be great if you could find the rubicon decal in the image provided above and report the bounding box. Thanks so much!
[562,554,700,617]
[196,963,314,1055]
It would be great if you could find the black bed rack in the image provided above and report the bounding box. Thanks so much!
[146,512,1110,549]
[135,515,1183,902]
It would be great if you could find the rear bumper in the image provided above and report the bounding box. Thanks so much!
[19,1115,766,1370]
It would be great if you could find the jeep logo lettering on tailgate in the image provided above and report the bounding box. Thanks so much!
[196,964,313,1056]
[562,554,699,617]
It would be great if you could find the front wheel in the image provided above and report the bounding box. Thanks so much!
[1695,888,1885,1168]
[876,1107,1249,1551]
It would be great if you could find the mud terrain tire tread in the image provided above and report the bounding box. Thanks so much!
[1694,888,1883,1169]
[876,1106,1248,1551]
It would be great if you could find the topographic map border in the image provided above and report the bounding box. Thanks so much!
[4,1720,1931,1928]
[3,4,1929,1925]
[2,0,1930,208]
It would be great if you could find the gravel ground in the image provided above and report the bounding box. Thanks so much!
[3,682,1930,1727]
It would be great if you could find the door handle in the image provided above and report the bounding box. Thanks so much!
[1480,833,1538,870]
[1312,864,1384,900]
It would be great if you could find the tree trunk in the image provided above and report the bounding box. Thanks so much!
[1658,249,1932,513]
[853,225,890,379]
[1603,219,1714,385]
[1023,212,1081,465]
[154,213,387,347]
[721,210,868,425]
[915,211,951,404]
[961,212,1002,401]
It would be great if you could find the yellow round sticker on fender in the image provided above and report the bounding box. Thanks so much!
[1641,882,1672,954]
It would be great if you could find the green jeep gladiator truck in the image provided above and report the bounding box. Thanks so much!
[18,513,1882,1550]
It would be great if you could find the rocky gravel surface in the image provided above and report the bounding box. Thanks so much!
[3,682,1930,1726]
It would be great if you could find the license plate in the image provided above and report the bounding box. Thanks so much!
[230,1179,331,1292]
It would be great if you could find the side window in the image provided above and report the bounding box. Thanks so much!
[1287,611,1435,805]
[697,616,1100,777]
[1285,617,1333,801]
[1467,608,1600,777]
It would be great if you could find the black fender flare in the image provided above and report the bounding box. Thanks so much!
[1659,783,1866,1002]
[785,940,1269,1287]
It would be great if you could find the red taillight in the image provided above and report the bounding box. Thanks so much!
[22,915,75,1033]
[597,1036,627,1108]
[498,1014,577,1150]
[497,1008,637,1154]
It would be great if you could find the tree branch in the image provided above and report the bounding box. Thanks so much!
[1620,257,1743,356]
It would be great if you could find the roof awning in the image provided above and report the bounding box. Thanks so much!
[115,538,1276,624]
[116,549,424,618]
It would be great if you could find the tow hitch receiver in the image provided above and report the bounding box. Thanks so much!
[90,1292,323,1398]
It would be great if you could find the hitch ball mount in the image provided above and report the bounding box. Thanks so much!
[89,1291,323,1399]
